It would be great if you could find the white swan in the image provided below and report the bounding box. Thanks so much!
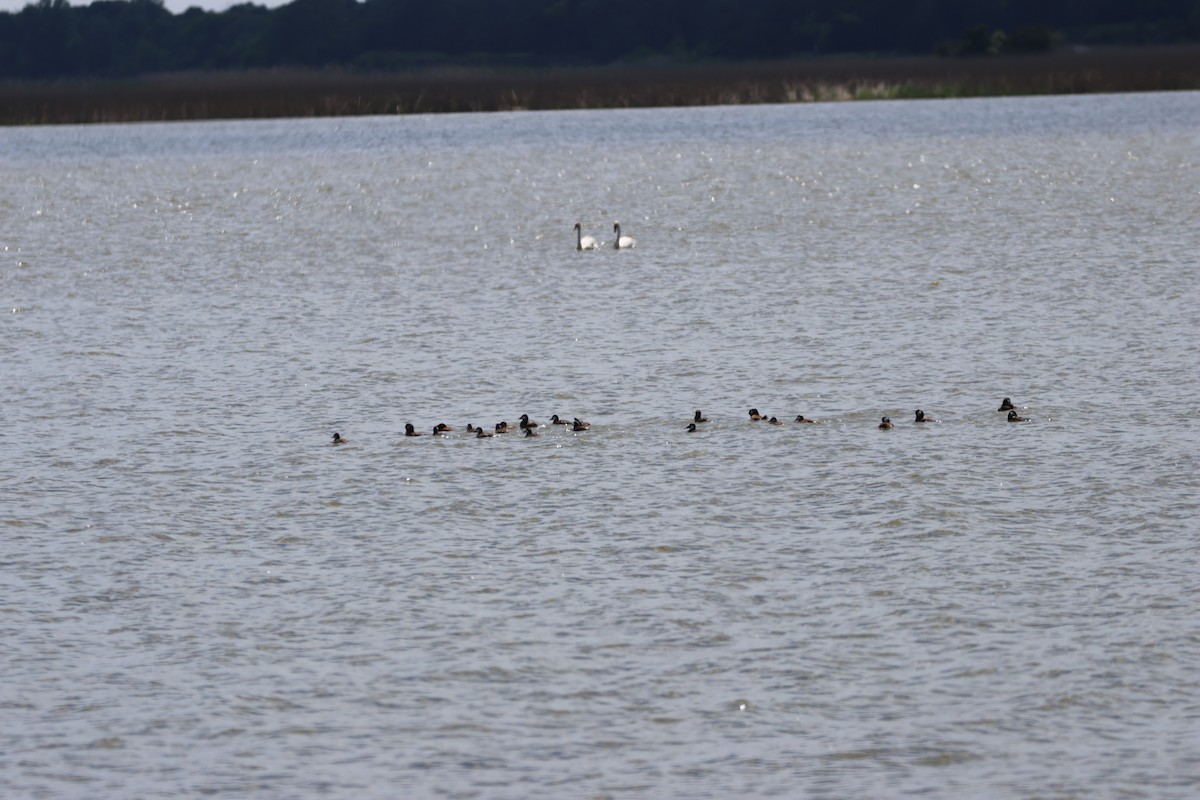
[574,222,598,251]
[613,222,636,249]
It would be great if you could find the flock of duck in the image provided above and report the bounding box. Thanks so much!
[330,398,1031,445]
[330,226,1036,446]
[876,397,1031,429]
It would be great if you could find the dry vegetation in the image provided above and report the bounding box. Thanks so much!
[3,45,1199,125]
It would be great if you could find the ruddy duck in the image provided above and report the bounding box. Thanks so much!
[1007,409,1030,422]
[879,416,893,430]
[435,423,454,432]
[794,415,815,423]
[331,432,348,444]
[998,397,1015,412]
[768,416,783,425]
[404,423,422,436]
[748,408,764,421]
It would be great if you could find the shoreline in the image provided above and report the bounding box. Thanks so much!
[3,45,1199,126]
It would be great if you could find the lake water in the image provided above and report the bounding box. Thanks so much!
[2,92,1198,798]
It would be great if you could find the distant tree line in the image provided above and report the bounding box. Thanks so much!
[1,0,1198,80]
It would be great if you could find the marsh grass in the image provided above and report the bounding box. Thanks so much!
[3,46,1199,125]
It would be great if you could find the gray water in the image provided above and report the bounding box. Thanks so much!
[2,92,1198,799]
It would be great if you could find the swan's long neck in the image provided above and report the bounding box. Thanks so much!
[576,226,583,251]
[613,223,621,249]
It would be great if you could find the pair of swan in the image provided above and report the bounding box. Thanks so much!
[575,222,636,251]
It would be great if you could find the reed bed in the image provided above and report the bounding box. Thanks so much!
[3,46,1199,125]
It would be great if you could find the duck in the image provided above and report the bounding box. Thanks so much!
[476,428,494,438]
[879,416,893,430]
[914,409,929,423]
[549,414,570,425]
[572,418,591,431]
[1007,409,1030,422]
[519,414,540,430]
[613,222,636,249]
[524,428,540,437]
[435,423,454,432]
[768,416,784,425]
[998,397,1015,412]
[686,423,702,432]
[794,415,816,423]
[574,222,598,251]
[433,425,450,436]
[748,408,764,421]
[331,432,348,444]
[693,410,709,423]
[404,423,422,436]
[494,421,510,434]
[466,423,478,433]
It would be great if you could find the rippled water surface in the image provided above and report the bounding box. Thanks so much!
[2,92,1199,798]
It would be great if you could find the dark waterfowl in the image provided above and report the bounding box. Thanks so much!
[524,427,540,437]
[433,425,451,436]
[476,428,494,438]
[998,397,1015,412]
[879,416,893,430]
[572,418,591,431]
[495,421,510,433]
[748,408,764,421]
[686,423,702,432]
[405,423,422,437]
[1007,409,1030,422]
[694,410,709,423]
[519,414,540,430]
[466,424,478,433]
[768,416,784,425]
[914,409,929,423]
[435,423,454,432]
[550,414,569,425]
[331,432,348,444]
[794,415,815,423]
